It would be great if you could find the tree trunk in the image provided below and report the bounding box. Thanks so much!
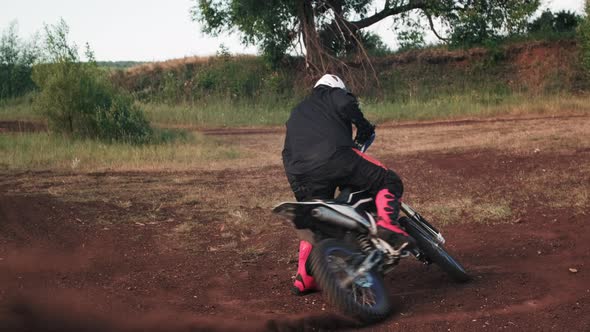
[295,0,378,93]
[298,0,327,75]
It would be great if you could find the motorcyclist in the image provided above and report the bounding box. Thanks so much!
[282,74,415,295]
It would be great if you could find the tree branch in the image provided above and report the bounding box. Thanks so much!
[345,0,429,31]
[424,10,449,41]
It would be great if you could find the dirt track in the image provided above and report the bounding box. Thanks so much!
[0,116,589,331]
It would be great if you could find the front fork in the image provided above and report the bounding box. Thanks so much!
[400,202,446,245]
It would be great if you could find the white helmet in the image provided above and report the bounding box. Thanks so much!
[314,74,347,91]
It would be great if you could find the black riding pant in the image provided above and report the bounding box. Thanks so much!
[286,148,403,204]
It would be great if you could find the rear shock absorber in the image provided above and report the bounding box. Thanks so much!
[357,234,373,253]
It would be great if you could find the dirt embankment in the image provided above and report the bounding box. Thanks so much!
[115,39,581,99]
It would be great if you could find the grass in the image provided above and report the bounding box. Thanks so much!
[2,92,590,128]
[141,98,296,127]
[364,93,590,123]
[0,95,295,127]
[416,198,514,226]
[145,92,590,127]
[0,94,42,121]
[519,164,590,216]
[97,92,582,130]
[0,131,240,171]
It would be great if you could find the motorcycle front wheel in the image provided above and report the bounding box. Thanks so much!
[310,238,392,323]
[398,216,470,283]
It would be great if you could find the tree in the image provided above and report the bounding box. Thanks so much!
[553,10,581,33]
[528,10,581,37]
[447,0,539,47]
[192,0,540,74]
[0,21,40,99]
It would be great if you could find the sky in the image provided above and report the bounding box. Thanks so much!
[0,0,585,62]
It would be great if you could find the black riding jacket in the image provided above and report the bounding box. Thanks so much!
[282,86,375,175]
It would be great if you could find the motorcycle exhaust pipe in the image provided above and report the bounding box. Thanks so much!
[311,207,360,231]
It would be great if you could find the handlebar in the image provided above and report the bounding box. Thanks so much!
[360,132,376,153]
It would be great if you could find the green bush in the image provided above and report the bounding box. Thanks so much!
[161,71,182,103]
[94,94,152,143]
[32,19,152,143]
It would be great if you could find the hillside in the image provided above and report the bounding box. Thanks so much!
[112,40,583,104]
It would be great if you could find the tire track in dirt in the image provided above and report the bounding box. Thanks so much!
[1,289,362,332]
[1,191,587,331]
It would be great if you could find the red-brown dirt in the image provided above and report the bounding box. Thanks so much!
[0,121,46,133]
[1,117,589,331]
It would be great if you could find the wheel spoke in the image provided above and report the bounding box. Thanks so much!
[327,251,379,308]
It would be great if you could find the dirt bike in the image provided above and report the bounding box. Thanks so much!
[272,134,470,322]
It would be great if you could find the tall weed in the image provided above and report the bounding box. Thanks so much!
[579,1,590,76]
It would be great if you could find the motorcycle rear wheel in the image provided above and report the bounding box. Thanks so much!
[399,216,470,283]
[310,238,392,323]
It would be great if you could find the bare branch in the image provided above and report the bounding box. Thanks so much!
[326,2,381,94]
[345,0,429,31]
[424,10,449,41]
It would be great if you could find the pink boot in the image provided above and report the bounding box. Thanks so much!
[292,240,319,296]
[376,189,415,249]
